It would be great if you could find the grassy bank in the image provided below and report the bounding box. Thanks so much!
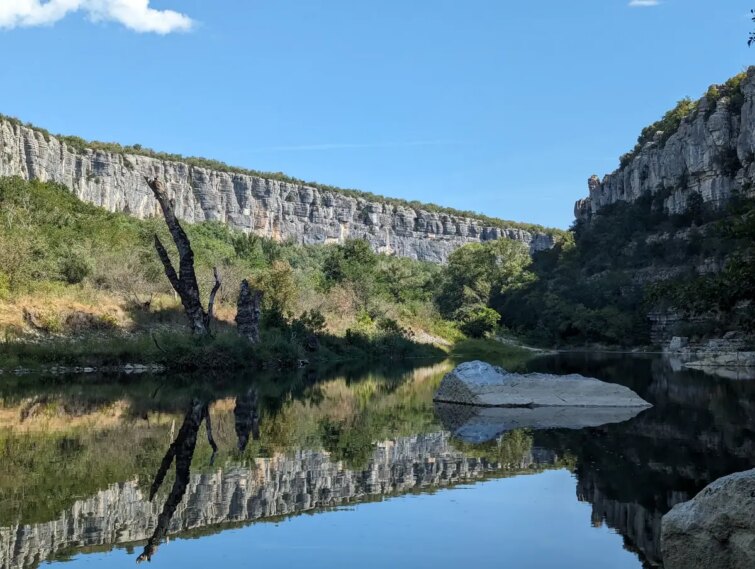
[0,176,465,369]
[0,328,448,372]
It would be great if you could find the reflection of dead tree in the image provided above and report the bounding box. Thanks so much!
[136,399,217,563]
[234,388,261,451]
[145,177,221,335]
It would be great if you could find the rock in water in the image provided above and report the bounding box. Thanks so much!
[661,468,755,569]
[433,361,652,408]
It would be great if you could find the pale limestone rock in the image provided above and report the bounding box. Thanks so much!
[0,119,554,263]
[661,468,755,569]
[435,402,648,443]
[0,431,557,568]
[575,67,755,221]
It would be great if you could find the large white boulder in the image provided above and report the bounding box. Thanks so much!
[433,361,652,408]
[661,468,755,569]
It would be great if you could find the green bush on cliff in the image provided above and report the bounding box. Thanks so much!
[620,98,698,167]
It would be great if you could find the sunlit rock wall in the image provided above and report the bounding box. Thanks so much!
[575,67,755,221]
[0,119,555,263]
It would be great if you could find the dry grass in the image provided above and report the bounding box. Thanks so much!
[0,286,242,340]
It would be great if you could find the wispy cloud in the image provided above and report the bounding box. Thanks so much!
[628,0,660,7]
[249,140,467,152]
[0,0,194,34]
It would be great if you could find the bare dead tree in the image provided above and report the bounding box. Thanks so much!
[236,279,263,344]
[145,177,221,335]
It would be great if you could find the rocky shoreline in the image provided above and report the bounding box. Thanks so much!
[0,363,166,376]
[664,335,755,379]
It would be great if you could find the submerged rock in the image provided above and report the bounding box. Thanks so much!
[433,361,652,408]
[435,402,647,443]
[661,468,755,569]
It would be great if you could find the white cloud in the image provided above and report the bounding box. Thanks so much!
[0,0,193,33]
[628,0,660,6]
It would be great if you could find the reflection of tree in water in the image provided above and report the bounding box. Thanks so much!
[137,390,260,562]
[136,400,216,562]
[235,388,260,452]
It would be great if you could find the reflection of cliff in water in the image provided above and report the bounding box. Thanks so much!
[527,354,755,568]
[0,431,560,569]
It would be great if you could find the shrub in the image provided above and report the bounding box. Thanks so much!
[59,253,92,285]
[0,271,10,300]
[620,98,698,167]
[458,305,500,338]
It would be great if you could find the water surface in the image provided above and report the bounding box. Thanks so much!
[0,353,752,568]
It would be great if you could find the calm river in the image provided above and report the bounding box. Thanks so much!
[0,353,752,568]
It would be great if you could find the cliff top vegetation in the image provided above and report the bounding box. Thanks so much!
[619,70,749,168]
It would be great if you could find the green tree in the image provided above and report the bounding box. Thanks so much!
[457,305,500,338]
[322,239,378,307]
[436,238,533,320]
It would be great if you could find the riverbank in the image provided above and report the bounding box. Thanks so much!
[0,328,456,374]
[0,329,540,376]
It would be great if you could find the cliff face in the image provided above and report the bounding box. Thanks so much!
[575,67,755,220]
[0,119,554,263]
[0,432,558,569]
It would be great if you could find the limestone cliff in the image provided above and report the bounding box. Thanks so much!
[0,432,558,569]
[0,118,555,263]
[575,67,755,220]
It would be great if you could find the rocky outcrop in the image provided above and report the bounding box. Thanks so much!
[0,431,559,569]
[661,468,755,569]
[661,334,755,378]
[575,67,755,221]
[0,118,555,263]
[433,360,652,408]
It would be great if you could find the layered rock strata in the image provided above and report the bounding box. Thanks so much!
[0,431,558,569]
[575,67,755,221]
[0,118,554,263]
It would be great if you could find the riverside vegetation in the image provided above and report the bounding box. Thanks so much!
[0,176,537,370]
[1,71,754,365]
[3,170,750,361]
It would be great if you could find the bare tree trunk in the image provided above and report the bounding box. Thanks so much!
[145,177,221,335]
[236,279,263,344]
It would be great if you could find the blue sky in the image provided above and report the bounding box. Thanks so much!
[1,1,752,228]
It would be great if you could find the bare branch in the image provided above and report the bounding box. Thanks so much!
[139,400,207,563]
[203,404,218,465]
